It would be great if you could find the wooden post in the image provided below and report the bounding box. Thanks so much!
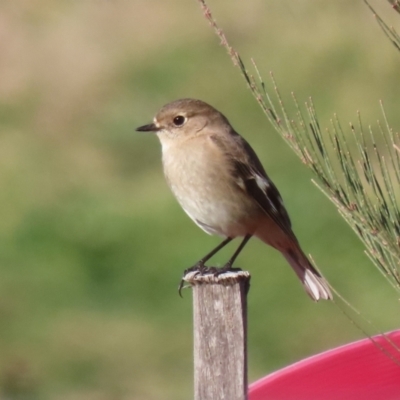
[183,270,251,400]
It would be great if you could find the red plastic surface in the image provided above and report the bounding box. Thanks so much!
[249,330,400,400]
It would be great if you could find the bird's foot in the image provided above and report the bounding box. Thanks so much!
[178,263,243,297]
[209,264,243,277]
[209,264,249,295]
[178,262,207,297]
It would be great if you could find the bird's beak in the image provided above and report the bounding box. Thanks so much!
[136,123,160,132]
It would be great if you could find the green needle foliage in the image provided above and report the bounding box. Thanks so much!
[364,0,400,50]
[197,0,400,292]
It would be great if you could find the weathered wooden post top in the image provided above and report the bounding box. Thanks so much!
[183,270,251,400]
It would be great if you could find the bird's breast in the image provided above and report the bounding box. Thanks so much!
[160,137,260,237]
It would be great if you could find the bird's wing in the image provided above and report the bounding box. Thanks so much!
[211,132,295,239]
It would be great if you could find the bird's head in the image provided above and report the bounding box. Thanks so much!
[136,98,230,141]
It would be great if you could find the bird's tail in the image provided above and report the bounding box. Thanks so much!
[282,247,332,301]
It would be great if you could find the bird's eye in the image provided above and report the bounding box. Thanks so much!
[173,115,186,126]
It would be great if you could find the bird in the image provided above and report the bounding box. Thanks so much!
[136,98,332,301]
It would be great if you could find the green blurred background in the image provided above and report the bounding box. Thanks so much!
[0,0,399,399]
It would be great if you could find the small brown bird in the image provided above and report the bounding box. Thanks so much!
[136,99,332,301]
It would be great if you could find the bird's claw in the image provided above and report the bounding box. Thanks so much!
[178,262,206,297]
[211,264,242,276]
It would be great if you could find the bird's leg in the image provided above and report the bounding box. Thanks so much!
[178,237,233,296]
[187,236,234,273]
[212,234,252,276]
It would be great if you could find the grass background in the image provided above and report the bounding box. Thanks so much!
[0,0,399,399]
